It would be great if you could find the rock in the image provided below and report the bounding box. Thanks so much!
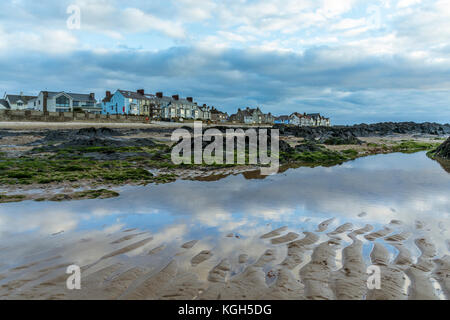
[322,136,362,145]
[279,140,294,153]
[434,137,450,159]
[294,141,324,153]
[274,122,450,140]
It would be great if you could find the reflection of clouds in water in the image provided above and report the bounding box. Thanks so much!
[0,207,79,236]
[0,152,449,256]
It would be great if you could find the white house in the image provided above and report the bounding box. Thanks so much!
[35,91,96,113]
[307,113,330,126]
[3,93,37,110]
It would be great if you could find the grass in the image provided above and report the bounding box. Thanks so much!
[0,157,157,185]
[0,189,120,204]
[0,194,26,203]
[280,146,356,166]
[391,141,439,153]
[48,189,120,201]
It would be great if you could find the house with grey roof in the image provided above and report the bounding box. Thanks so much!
[3,93,37,110]
[102,89,160,117]
[210,107,228,122]
[102,89,211,120]
[287,112,330,127]
[229,107,273,124]
[0,99,10,110]
[34,91,97,113]
[306,113,330,126]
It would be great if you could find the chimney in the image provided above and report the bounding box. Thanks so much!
[172,94,179,101]
[186,97,193,103]
[137,89,144,95]
[106,91,111,98]
[89,93,95,100]
[156,92,163,98]
[43,91,48,113]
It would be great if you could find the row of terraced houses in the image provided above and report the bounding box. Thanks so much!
[1,89,330,126]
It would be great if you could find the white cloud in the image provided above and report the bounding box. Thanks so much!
[121,8,185,39]
[331,18,367,30]
[397,0,422,8]
[0,27,78,54]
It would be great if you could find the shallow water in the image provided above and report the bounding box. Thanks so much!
[0,151,449,299]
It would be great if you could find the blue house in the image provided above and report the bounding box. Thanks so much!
[274,115,290,125]
[101,89,153,115]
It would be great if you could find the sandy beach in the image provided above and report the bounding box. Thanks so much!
[0,217,448,300]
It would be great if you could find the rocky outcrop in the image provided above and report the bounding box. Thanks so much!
[275,122,450,141]
[434,137,450,159]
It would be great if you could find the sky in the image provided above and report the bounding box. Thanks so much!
[0,0,450,124]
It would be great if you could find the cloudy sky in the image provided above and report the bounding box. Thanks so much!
[1,0,449,124]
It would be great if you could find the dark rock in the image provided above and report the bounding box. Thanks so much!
[294,141,325,153]
[322,136,363,145]
[82,152,154,161]
[434,137,450,159]
[279,140,294,153]
[41,127,122,143]
[274,122,450,141]
[75,127,122,137]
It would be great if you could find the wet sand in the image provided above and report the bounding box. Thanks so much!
[0,218,448,300]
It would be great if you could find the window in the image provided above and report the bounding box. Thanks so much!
[56,95,70,112]
[56,96,70,107]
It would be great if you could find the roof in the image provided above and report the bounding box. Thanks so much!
[118,90,153,101]
[307,113,321,118]
[241,108,257,116]
[290,112,304,118]
[6,94,37,104]
[276,115,290,121]
[116,90,197,106]
[177,98,196,105]
[46,91,96,102]
[210,107,227,115]
[0,99,10,109]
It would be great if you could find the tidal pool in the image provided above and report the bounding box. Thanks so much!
[0,151,449,299]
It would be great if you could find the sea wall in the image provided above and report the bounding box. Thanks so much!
[0,110,148,123]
